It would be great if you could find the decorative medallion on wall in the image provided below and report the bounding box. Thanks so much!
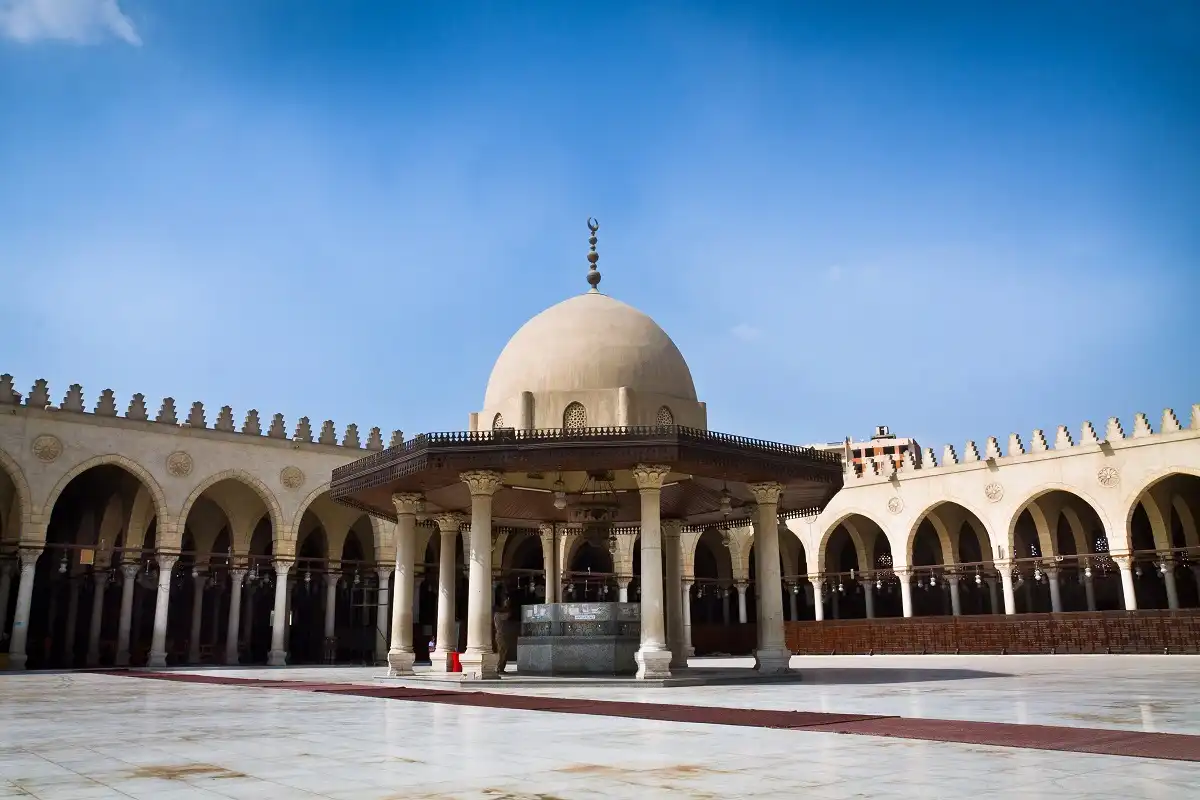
[280,466,305,489]
[1097,466,1120,488]
[984,482,1004,503]
[31,434,62,463]
[165,451,194,477]
[887,496,904,515]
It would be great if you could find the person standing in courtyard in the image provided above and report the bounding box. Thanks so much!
[493,600,512,674]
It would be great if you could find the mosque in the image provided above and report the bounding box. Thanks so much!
[1,224,1198,673]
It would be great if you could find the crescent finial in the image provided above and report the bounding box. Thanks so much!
[587,217,599,233]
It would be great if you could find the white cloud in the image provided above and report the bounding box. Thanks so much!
[730,323,762,342]
[0,0,140,45]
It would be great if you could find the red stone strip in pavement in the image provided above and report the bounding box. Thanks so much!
[98,670,1200,762]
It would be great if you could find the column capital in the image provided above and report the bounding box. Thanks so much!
[681,578,694,589]
[434,512,466,534]
[946,574,961,585]
[735,580,749,591]
[661,519,684,539]
[461,470,503,496]
[632,463,671,490]
[157,554,179,571]
[121,563,141,580]
[274,558,294,575]
[1111,553,1134,570]
[391,492,424,516]
[894,567,912,581]
[18,547,43,568]
[616,575,632,588]
[229,568,246,582]
[538,522,556,540]
[995,560,1015,577]
[748,481,784,506]
[376,567,391,585]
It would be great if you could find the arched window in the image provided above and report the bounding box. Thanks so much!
[563,402,587,430]
[656,406,674,426]
[492,413,505,430]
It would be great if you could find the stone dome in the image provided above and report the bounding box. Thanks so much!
[483,291,698,408]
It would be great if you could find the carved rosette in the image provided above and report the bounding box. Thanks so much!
[887,496,904,515]
[461,470,503,496]
[984,482,1004,503]
[1097,466,1120,488]
[31,434,62,463]
[632,463,672,491]
[280,466,305,490]
[391,492,424,517]
[165,451,194,478]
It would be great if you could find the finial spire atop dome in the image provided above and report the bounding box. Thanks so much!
[586,217,601,292]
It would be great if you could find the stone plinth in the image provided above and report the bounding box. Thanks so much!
[517,602,640,676]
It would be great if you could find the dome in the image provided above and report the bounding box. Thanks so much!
[483,291,698,408]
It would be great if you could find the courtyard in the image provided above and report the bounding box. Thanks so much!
[2,655,1199,799]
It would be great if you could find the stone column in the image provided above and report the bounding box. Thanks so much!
[748,485,789,674]
[787,585,799,621]
[186,570,205,664]
[267,560,292,666]
[896,569,913,618]
[0,561,12,644]
[431,513,462,672]
[997,562,1017,615]
[735,582,748,624]
[241,580,254,647]
[948,575,962,617]
[85,573,108,666]
[147,555,178,668]
[64,578,82,664]
[663,519,686,669]
[987,578,1001,614]
[831,588,840,620]
[115,563,138,666]
[413,574,423,621]
[323,572,338,641]
[282,576,294,652]
[224,569,245,665]
[376,567,391,666]
[1162,558,1180,611]
[1113,554,1138,611]
[460,470,503,679]
[809,577,824,622]
[617,576,631,603]
[862,580,875,619]
[1047,567,1063,613]
[1084,572,1097,611]
[681,579,694,657]
[389,493,423,675]
[7,548,43,670]
[632,463,672,680]
[538,523,559,605]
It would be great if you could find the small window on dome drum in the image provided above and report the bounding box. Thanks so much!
[492,413,505,430]
[563,402,587,430]
[656,406,674,426]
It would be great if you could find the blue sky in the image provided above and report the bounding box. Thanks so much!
[1,1,1197,451]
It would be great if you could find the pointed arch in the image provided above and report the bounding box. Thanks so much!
[1122,467,1200,550]
[904,499,993,566]
[1006,484,1113,558]
[816,511,879,573]
[42,454,170,540]
[178,469,286,546]
[0,445,33,537]
[292,481,333,532]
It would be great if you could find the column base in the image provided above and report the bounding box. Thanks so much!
[458,650,498,680]
[224,652,240,666]
[387,649,415,676]
[669,646,689,670]
[6,654,27,671]
[634,648,672,680]
[115,651,130,667]
[429,648,455,673]
[267,649,288,667]
[753,647,792,675]
[147,651,167,668]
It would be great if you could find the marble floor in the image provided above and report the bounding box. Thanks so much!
[2,655,1199,799]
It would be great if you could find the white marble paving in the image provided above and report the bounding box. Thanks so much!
[1,655,1198,799]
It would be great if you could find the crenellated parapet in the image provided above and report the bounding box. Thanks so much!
[0,373,400,454]
[846,403,1200,485]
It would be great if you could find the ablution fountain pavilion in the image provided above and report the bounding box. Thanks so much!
[330,220,843,680]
